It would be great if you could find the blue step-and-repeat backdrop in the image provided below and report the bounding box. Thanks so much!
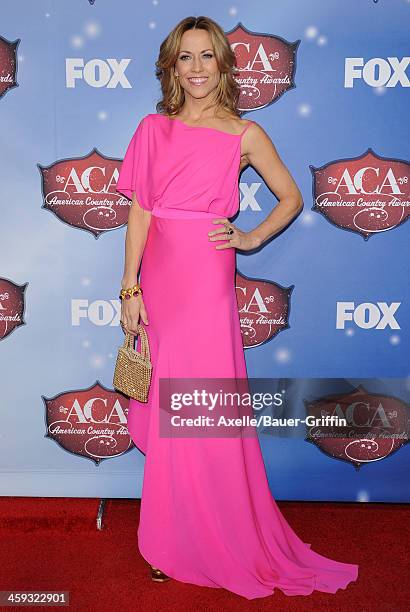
[0,0,409,502]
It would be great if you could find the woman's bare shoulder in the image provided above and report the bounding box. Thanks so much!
[240,117,265,131]
[229,115,266,137]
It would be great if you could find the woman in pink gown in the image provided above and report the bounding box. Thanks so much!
[116,16,359,600]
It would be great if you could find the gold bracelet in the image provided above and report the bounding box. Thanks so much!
[119,283,143,300]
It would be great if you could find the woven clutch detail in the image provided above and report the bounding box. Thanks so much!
[113,325,152,402]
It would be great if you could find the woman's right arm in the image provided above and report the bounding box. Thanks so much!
[120,192,151,332]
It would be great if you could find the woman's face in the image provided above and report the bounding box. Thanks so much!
[174,29,220,101]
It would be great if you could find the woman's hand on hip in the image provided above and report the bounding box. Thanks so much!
[208,218,261,251]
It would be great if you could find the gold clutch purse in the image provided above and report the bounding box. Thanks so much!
[113,325,152,402]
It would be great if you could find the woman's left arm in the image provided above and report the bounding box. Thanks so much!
[210,122,304,251]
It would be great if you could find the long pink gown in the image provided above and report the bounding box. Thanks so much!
[116,112,359,600]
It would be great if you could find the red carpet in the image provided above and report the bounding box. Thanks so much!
[0,497,408,611]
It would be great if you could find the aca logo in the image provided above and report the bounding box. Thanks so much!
[226,23,299,111]
[38,150,130,237]
[72,299,120,327]
[0,34,20,100]
[310,149,410,239]
[344,57,409,88]
[66,58,131,88]
[236,271,293,348]
[336,302,400,330]
[305,386,409,469]
[0,277,27,341]
[42,381,134,464]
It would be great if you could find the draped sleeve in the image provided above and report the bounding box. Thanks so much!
[116,115,152,210]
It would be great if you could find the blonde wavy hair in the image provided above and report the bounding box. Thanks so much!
[155,16,242,119]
